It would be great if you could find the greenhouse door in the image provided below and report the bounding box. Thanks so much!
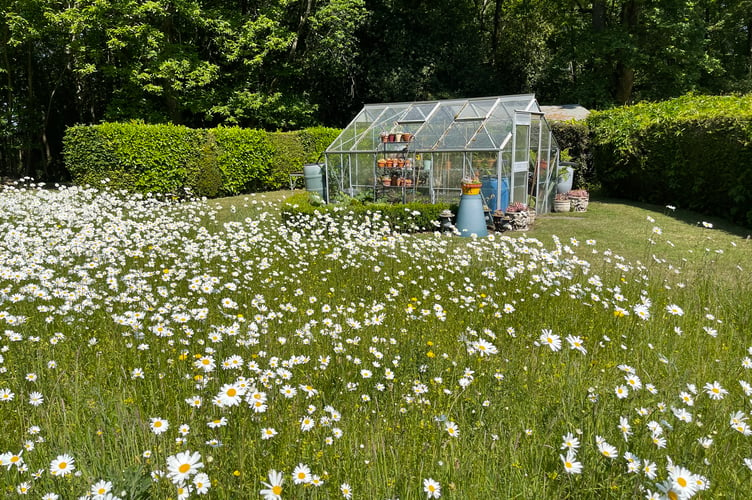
[510,112,531,206]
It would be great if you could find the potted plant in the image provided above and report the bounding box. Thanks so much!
[554,192,571,212]
[505,201,531,230]
[567,189,589,212]
[380,132,389,143]
[461,175,482,195]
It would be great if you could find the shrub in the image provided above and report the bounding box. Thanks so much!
[281,192,449,233]
[212,126,274,195]
[64,122,205,194]
[268,132,307,190]
[298,127,341,164]
[267,127,341,190]
[550,120,594,190]
[185,133,223,198]
[588,94,752,227]
[64,124,341,197]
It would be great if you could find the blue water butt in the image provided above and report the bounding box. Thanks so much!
[455,194,488,237]
[481,176,509,212]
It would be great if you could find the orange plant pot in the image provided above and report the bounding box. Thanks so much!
[461,182,482,195]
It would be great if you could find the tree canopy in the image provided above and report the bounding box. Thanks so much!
[1,0,750,180]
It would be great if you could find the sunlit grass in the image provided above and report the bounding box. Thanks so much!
[0,183,750,499]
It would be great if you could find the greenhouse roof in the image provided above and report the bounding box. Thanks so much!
[327,95,543,153]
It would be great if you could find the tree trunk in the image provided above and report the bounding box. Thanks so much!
[290,0,314,58]
[614,61,635,104]
[592,1,606,32]
[25,43,34,178]
[613,0,640,104]
[747,18,752,78]
[491,0,504,66]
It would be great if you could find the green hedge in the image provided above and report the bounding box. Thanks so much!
[588,94,752,227]
[63,123,341,197]
[266,127,341,190]
[550,120,593,190]
[212,126,274,194]
[281,191,450,233]
[64,122,207,194]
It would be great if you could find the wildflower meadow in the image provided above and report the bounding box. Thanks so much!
[0,182,750,499]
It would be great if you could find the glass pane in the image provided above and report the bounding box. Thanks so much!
[511,171,528,206]
[514,124,529,164]
[417,104,460,150]
[456,98,497,120]
[439,120,483,149]
[400,102,438,123]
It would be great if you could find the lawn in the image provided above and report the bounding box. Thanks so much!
[0,183,750,499]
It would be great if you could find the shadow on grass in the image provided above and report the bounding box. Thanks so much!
[594,196,751,239]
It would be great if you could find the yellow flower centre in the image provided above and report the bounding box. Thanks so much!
[179,463,191,474]
[272,485,282,495]
[58,461,67,469]
[677,477,687,487]
[11,456,20,463]
[298,472,306,479]
[565,461,572,468]
[154,421,162,427]
[227,388,237,397]
[668,491,679,500]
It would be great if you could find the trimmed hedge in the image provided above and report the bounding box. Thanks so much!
[281,191,450,233]
[588,94,752,227]
[212,126,274,194]
[64,122,206,194]
[63,123,341,197]
[267,127,340,190]
[550,120,594,190]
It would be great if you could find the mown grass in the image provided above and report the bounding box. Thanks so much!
[0,184,750,499]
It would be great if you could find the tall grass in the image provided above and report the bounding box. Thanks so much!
[0,183,750,499]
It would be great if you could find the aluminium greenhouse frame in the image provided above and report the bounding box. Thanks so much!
[324,95,560,214]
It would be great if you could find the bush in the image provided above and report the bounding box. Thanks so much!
[298,127,341,164]
[550,120,594,190]
[64,122,205,194]
[281,191,450,233]
[588,94,752,227]
[63,123,342,197]
[267,127,341,190]
[212,127,274,194]
[185,133,223,198]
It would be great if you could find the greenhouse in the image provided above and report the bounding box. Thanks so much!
[324,94,561,214]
